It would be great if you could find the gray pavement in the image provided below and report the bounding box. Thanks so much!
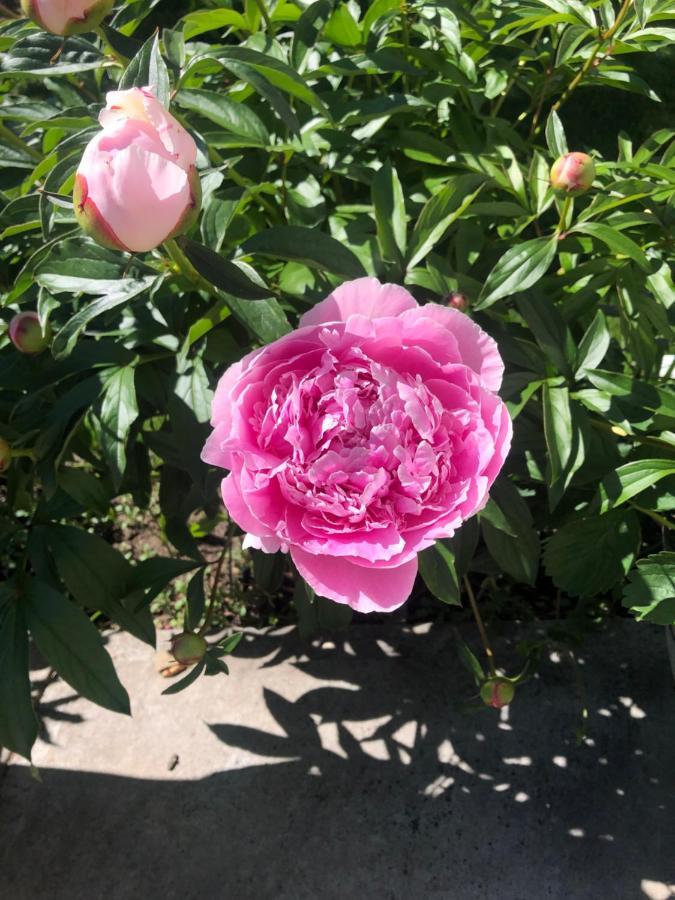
[1,619,674,900]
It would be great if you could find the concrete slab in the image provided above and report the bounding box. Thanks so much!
[1,620,674,900]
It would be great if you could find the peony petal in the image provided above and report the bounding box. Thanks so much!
[291,545,418,613]
[299,277,417,328]
[34,0,97,33]
[401,303,504,391]
[100,88,197,169]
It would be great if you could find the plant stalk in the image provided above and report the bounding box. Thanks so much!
[463,575,497,677]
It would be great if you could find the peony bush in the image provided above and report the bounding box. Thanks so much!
[1,0,674,760]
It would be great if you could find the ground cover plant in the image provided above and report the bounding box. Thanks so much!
[1,0,674,762]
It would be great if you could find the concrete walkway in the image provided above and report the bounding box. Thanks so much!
[1,620,674,900]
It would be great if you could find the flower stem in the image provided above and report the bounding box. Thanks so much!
[253,0,274,32]
[555,195,572,234]
[547,0,633,122]
[463,575,497,677]
[198,543,229,636]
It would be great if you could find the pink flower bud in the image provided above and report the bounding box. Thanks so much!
[21,0,113,36]
[9,311,51,355]
[480,678,515,709]
[0,438,11,473]
[446,292,467,312]
[170,632,207,666]
[549,152,596,196]
[74,88,202,253]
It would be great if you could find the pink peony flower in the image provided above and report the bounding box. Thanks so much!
[21,0,113,36]
[73,88,201,253]
[203,278,512,612]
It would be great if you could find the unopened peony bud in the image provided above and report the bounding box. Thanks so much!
[170,632,207,666]
[446,292,467,312]
[0,438,11,473]
[550,152,596,196]
[21,0,113,36]
[9,311,51,354]
[480,678,515,709]
[74,87,201,253]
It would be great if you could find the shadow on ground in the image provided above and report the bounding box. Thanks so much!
[1,622,674,900]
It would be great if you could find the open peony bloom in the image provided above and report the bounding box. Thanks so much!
[73,87,201,253]
[21,0,113,36]
[203,278,512,613]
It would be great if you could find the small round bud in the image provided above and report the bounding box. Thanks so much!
[549,152,596,197]
[446,292,468,312]
[170,632,207,666]
[0,438,11,473]
[480,678,515,709]
[8,312,52,355]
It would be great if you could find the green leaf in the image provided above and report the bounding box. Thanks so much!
[456,637,485,684]
[213,47,329,116]
[406,175,484,270]
[99,367,139,489]
[175,89,269,145]
[162,658,206,695]
[179,236,273,300]
[575,310,610,376]
[118,33,170,107]
[572,223,650,272]
[478,498,516,536]
[542,381,587,509]
[476,237,557,309]
[545,109,568,157]
[325,4,362,46]
[292,0,334,69]
[242,226,366,279]
[623,552,675,625]
[251,549,286,594]
[598,459,675,512]
[0,583,38,760]
[181,8,247,39]
[185,570,206,632]
[293,577,352,639]
[58,467,110,516]
[482,479,540,586]
[217,632,243,655]
[418,540,461,605]
[24,578,130,714]
[174,357,213,424]
[49,277,156,360]
[585,369,675,419]
[544,509,640,597]
[42,525,155,647]
[517,296,576,377]
[3,33,104,76]
[99,25,142,61]
[372,160,406,263]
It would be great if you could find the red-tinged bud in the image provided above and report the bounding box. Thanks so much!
[0,438,11,473]
[170,632,207,666]
[446,292,468,312]
[550,152,596,197]
[8,311,52,355]
[480,678,515,709]
[21,0,114,37]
